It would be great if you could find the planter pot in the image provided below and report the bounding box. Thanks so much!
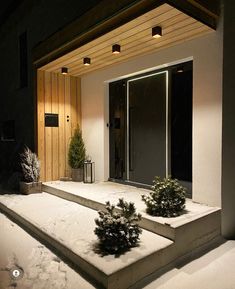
[20,181,42,195]
[71,168,83,182]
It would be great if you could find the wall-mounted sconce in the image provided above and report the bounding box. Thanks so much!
[83,57,91,66]
[61,67,68,74]
[152,26,162,38]
[112,44,121,54]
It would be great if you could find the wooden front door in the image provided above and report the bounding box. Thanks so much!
[37,70,81,181]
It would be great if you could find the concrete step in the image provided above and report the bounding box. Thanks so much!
[43,181,221,256]
[0,193,175,289]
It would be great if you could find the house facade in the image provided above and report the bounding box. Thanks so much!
[0,0,234,238]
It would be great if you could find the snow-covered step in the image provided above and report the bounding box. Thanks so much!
[0,193,174,289]
[43,181,221,255]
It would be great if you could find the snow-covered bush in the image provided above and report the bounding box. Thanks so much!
[142,176,186,217]
[21,147,40,182]
[94,199,142,254]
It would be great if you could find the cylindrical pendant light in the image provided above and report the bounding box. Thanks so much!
[112,44,121,54]
[152,26,162,38]
[83,57,91,66]
[61,67,68,74]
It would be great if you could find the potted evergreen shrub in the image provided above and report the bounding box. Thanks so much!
[20,146,42,194]
[142,176,186,217]
[94,198,142,254]
[68,125,86,182]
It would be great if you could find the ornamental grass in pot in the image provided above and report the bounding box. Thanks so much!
[20,146,42,194]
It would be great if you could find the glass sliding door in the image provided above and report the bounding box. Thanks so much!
[127,71,168,185]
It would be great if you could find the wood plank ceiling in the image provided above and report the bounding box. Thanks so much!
[40,3,213,77]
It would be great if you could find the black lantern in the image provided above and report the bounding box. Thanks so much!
[83,161,95,183]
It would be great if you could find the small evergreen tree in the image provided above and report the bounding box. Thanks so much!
[68,126,86,169]
[94,199,142,254]
[21,146,40,182]
[142,176,186,217]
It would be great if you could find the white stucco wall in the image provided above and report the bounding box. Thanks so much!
[81,22,223,207]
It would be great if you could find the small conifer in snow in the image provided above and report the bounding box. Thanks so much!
[21,147,40,182]
[142,176,186,217]
[94,199,142,254]
[68,126,86,169]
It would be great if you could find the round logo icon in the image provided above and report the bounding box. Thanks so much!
[10,267,24,280]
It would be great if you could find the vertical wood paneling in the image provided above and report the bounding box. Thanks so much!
[44,71,52,181]
[64,75,71,177]
[58,74,65,178]
[76,77,82,125]
[37,70,45,181]
[37,70,81,181]
[70,76,78,133]
[51,73,59,180]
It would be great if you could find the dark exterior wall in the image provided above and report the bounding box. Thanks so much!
[222,0,235,238]
[0,0,101,177]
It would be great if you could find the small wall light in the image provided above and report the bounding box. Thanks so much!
[83,57,91,66]
[152,26,162,38]
[177,66,184,73]
[61,67,68,74]
[112,44,121,54]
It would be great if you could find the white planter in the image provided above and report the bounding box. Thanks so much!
[19,181,42,194]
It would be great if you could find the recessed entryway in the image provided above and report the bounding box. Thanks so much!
[109,61,192,193]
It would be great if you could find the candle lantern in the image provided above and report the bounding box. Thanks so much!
[83,161,95,183]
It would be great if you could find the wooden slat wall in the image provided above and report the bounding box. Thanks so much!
[37,70,81,181]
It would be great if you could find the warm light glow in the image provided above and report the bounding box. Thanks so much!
[177,66,184,73]
[152,26,162,38]
[112,44,121,54]
[83,57,91,66]
[61,67,68,74]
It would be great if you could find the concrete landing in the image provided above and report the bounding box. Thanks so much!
[43,181,221,253]
[0,193,174,289]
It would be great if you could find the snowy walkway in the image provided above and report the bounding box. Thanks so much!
[0,192,173,289]
[1,211,235,289]
[43,181,219,230]
[0,212,94,289]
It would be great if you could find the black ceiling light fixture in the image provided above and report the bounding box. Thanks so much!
[152,26,162,38]
[112,44,121,54]
[83,57,91,66]
[177,66,184,73]
[61,67,68,74]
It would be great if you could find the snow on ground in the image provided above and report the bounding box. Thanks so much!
[0,212,95,289]
[44,181,220,228]
[139,240,235,289]
[1,210,235,289]
[0,193,173,276]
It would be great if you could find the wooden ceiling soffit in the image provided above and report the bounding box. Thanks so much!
[33,0,219,69]
[40,4,213,77]
[33,0,165,68]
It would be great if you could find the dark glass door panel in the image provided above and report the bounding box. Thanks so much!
[171,66,192,182]
[109,80,126,179]
[128,72,167,184]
